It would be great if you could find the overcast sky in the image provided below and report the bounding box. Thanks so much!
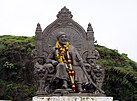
[0,0,137,62]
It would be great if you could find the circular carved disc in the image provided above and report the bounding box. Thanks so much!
[43,27,84,56]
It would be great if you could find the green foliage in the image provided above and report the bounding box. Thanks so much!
[0,44,6,51]
[0,35,35,100]
[103,67,137,100]
[96,44,137,69]
[0,80,35,100]
[3,62,14,69]
[95,44,137,100]
[0,35,34,44]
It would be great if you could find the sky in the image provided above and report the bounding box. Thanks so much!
[0,0,137,62]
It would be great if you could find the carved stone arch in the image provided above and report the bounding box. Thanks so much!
[42,18,87,39]
[43,27,85,55]
[42,7,88,59]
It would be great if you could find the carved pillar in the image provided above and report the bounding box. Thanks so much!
[86,23,95,59]
[35,23,43,57]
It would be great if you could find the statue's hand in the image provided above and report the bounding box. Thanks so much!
[52,60,58,66]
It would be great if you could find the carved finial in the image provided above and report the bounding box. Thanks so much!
[86,23,94,42]
[57,6,73,18]
[36,23,42,32]
[87,23,93,31]
[37,23,40,26]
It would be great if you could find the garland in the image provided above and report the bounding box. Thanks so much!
[55,40,75,92]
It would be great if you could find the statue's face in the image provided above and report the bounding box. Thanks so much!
[58,34,68,45]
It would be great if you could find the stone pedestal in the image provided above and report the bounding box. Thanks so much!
[32,96,113,101]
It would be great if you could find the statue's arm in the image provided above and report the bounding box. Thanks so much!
[46,48,58,65]
[46,48,55,63]
[73,46,84,66]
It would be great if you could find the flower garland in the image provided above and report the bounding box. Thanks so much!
[55,40,75,92]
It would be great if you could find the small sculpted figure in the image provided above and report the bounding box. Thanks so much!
[34,58,48,95]
[93,65,105,94]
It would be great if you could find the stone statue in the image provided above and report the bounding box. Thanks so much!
[46,32,89,93]
[32,7,105,96]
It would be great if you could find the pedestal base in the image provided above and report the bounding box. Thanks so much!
[32,96,113,101]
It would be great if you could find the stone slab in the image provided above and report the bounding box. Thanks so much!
[32,96,113,101]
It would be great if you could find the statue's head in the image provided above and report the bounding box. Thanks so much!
[57,32,68,45]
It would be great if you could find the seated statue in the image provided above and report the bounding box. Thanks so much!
[32,7,105,96]
[46,32,89,93]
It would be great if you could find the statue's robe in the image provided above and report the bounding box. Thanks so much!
[46,45,88,84]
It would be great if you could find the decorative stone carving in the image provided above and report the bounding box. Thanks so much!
[93,65,105,94]
[57,6,73,18]
[32,7,105,96]
[33,58,48,95]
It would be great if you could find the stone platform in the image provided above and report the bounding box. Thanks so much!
[32,96,113,101]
